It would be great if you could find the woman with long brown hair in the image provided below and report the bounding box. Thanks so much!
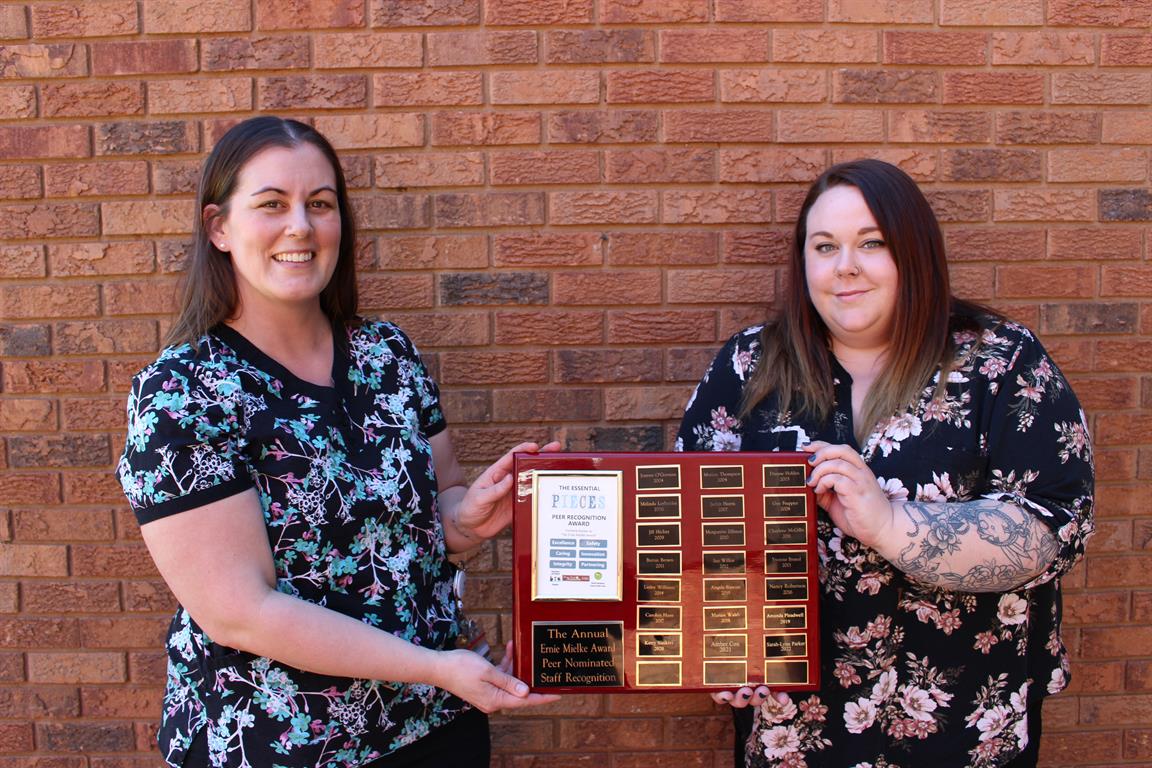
[678,159,1094,767]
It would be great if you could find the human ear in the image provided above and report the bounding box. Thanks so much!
[204,204,228,252]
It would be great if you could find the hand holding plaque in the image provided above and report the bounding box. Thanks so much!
[513,452,820,693]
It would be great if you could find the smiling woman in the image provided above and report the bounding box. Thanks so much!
[117,117,559,768]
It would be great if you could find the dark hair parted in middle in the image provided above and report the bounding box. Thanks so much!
[166,116,359,346]
[740,158,994,442]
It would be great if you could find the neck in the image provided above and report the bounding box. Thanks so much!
[226,302,332,359]
[830,340,888,380]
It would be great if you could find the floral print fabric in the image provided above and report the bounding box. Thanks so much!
[676,318,1094,768]
[119,320,466,767]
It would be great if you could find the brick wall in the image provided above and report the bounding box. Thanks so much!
[0,0,1148,765]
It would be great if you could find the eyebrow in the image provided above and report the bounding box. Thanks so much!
[250,185,338,197]
[808,226,882,239]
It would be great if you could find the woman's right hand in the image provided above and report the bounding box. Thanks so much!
[435,647,560,714]
[711,685,789,709]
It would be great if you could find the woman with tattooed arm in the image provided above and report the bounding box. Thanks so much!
[677,159,1093,768]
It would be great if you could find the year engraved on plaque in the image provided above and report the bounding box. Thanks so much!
[765,577,809,602]
[637,523,681,548]
[636,578,681,603]
[763,464,807,488]
[764,634,807,659]
[637,551,682,575]
[765,551,809,575]
[764,521,808,546]
[638,605,681,630]
[704,634,748,659]
[700,465,744,489]
[704,606,748,631]
[763,606,808,630]
[702,523,745,547]
[701,495,745,519]
[636,465,681,491]
[636,494,681,519]
[703,578,747,603]
[702,551,746,575]
[637,633,682,657]
[763,494,807,518]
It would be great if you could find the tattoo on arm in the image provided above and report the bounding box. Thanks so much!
[893,499,1061,592]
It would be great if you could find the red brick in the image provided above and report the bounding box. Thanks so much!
[43,81,145,120]
[23,581,120,613]
[996,266,1095,299]
[47,242,152,277]
[144,0,251,31]
[834,69,938,104]
[1048,0,1152,27]
[102,280,179,317]
[491,150,600,186]
[0,164,39,200]
[888,110,990,143]
[1056,72,1152,105]
[31,1,138,38]
[9,433,111,468]
[63,471,124,505]
[0,5,27,39]
[941,0,1043,24]
[0,542,68,577]
[1102,266,1152,297]
[1102,34,1152,66]
[942,149,1041,182]
[433,111,541,146]
[389,311,490,347]
[494,310,604,345]
[715,0,823,22]
[434,192,544,228]
[776,188,808,221]
[371,0,481,26]
[352,194,431,230]
[55,320,157,357]
[997,110,1101,144]
[0,399,55,432]
[101,200,192,236]
[129,649,168,686]
[549,110,657,144]
[0,43,89,77]
[663,190,773,224]
[485,0,593,23]
[80,616,167,649]
[491,71,599,105]
[1131,664,1152,693]
[356,274,434,310]
[0,721,33,750]
[603,387,692,421]
[492,388,602,422]
[27,652,125,684]
[315,32,421,68]
[884,31,987,66]
[14,505,115,542]
[925,189,990,223]
[148,77,252,114]
[833,148,936,180]
[440,271,547,306]
[606,148,714,184]
[1050,149,1148,183]
[993,190,1094,222]
[259,74,368,109]
[549,191,658,226]
[201,34,311,71]
[1042,729,1125,763]
[96,120,198,156]
[992,31,1095,66]
[493,233,602,267]
[0,248,43,281]
[1088,518,1136,551]
[553,270,661,305]
[380,235,487,270]
[0,84,35,119]
[0,285,100,321]
[0,472,61,505]
[608,232,718,266]
[91,40,196,75]
[374,72,482,107]
[438,351,549,386]
[771,29,876,63]
[721,69,824,103]
[121,581,174,614]
[44,161,148,199]
[667,268,774,304]
[0,125,89,160]
[71,543,156,578]
[548,30,654,65]
[314,114,423,150]
[777,109,883,143]
[150,159,199,196]
[376,151,483,188]
[830,0,931,22]
[718,148,823,184]
[1063,590,1128,625]
[944,72,1045,104]
[608,310,716,344]
[555,349,664,384]
[428,31,537,66]
[1086,555,1152,588]
[81,685,164,718]
[256,0,363,29]
[656,30,765,64]
[558,717,662,750]
[1095,340,1152,372]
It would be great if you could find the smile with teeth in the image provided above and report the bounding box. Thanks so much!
[273,251,314,263]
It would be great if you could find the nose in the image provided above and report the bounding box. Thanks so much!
[285,203,314,238]
[834,247,860,277]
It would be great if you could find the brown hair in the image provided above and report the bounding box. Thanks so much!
[165,116,358,347]
[741,158,992,443]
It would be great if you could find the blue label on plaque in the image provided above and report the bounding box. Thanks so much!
[549,559,576,569]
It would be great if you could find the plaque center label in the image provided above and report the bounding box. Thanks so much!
[533,622,624,688]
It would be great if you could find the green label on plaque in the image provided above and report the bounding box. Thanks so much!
[533,622,624,688]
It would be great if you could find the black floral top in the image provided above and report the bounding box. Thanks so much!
[676,318,1094,768]
[118,320,466,768]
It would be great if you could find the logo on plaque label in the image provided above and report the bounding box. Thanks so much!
[763,660,810,685]
[636,660,681,687]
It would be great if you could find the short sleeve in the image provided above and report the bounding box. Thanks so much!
[977,324,1095,584]
[117,349,253,525]
[351,320,446,439]
[675,327,761,453]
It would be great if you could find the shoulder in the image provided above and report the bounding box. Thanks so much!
[129,333,242,400]
[348,318,422,360]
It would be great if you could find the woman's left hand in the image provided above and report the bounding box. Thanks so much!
[454,441,562,541]
[803,441,895,550]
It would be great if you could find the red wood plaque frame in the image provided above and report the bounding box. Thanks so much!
[512,452,820,694]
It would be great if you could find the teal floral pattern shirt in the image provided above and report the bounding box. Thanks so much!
[677,318,1094,768]
[119,320,465,767]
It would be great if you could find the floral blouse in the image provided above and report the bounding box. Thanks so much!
[118,320,466,768]
[676,318,1094,768]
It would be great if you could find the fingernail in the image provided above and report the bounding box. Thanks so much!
[740,691,751,699]
[807,454,817,464]
[515,682,528,696]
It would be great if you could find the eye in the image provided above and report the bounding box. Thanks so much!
[861,239,886,249]
[812,242,837,254]
[258,199,284,209]
[309,199,335,210]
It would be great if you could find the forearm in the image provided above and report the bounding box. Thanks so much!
[438,485,485,554]
[874,498,1060,593]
